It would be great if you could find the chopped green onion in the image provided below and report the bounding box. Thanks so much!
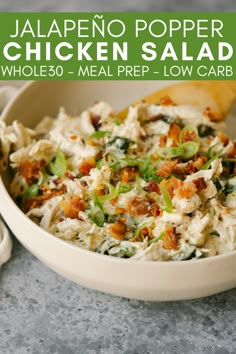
[121,157,141,167]
[48,148,67,177]
[22,184,39,200]
[139,156,152,175]
[89,192,105,227]
[99,181,117,202]
[96,159,103,169]
[207,142,221,158]
[107,153,118,165]
[148,231,165,245]
[179,125,198,144]
[37,170,47,185]
[117,182,131,194]
[106,153,120,171]
[123,248,134,257]
[178,141,200,160]
[110,161,121,173]
[110,157,141,173]
[89,131,111,139]
[157,142,199,160]
[133,219,154,239]
[140,159,162,183]
[159,185,173,213]
[113,117,121,126]
[201,150,223,170]
[156,146,181,159]
[150,185,173,214]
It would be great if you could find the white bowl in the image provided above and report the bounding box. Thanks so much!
[1,80,236,301]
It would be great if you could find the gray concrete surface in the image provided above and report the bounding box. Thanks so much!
[0,0,235,12]
[1,1,236,354]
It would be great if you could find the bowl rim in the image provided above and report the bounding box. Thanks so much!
[1,79,236,268]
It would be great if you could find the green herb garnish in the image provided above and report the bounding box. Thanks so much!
[148,231,165,245]
[89,192,105,227]
[89,131,111,139]
[99,181,117,202]
[157,141,200,160]
[117,182,132,194]
[150,185,173,214]
[22,184,39,200]
[160,185,173,213]
[48,148,67,177]
[201,150,223,170]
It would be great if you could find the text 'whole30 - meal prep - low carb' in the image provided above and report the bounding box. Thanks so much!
[1,97,236,261]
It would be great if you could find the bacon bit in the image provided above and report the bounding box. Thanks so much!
[160,177,183,198]
[150,203,161,217]
[120,166,139,183]
[70,135,77,140]
[115,207,126,214]
[159,134,167,147]
[193,156,208,170]
[130,226,153,243]
[168,123,181,145]
[59,217,64,222]
[110,197,118,206]
[163,226,178,250]
[152,154,158,161]
[172,164,185,175]
[227,141,236,158]
[61,195,87,219]
[203,107,219,121]
[87,139,98,147]
[217,131,229,146]
[173,161,196,176]
[95,183,105,196]
[159,95,175,106]
[78,157,96,176]
[140,227,153,241]
[181,130,197,143]
[64,171,75,180]
[127,196,151,216]
[185,161,196,175]
[109,220,127,240]
[24,184,67,212]
[174,182,197,199]
[156,161,177,178]
[80,181,88,188]
[19,159,45,185]
[144,180,160,194]
[192,177,207,191]
[53,177,62,186]
[90,114,101,130]
[222,166,229,175]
